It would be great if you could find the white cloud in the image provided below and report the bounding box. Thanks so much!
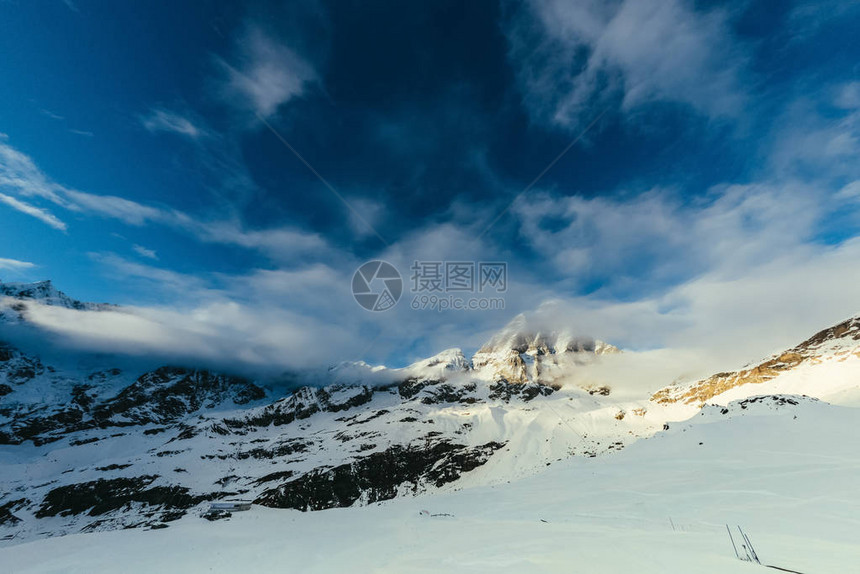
[17,298,360,372]
[512,182,825,295]
[0,137,334,262]
[0,137,182,227]
[132,244,158,260]
[787,0,860,42]
[7,172,860,385]
[835,82,860,110]
[523,235,860,391]
[0,257,36,271]
[186,218,334,263]
[346,197,385,239]
[218,25,316,118]
[0,192,67,231]
[66,238,511,371]
[768,90,860,179]
[12,255,366,372]
[836,180,860,201]
[62,188,172,226]
[90,253,210,297]
[0,140,72,206]
[41,109,64,121]
[506,0,745,128]
[141,108,205,139]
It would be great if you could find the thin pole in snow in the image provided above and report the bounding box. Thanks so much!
[726,524,741,560]
[738,526,761,564]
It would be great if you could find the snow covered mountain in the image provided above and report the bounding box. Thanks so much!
[0,280,110,324]
[6,380,859,573]
[652,315,860,407]
[1,279,859,562]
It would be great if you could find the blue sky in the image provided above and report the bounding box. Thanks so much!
[2,0,860,375]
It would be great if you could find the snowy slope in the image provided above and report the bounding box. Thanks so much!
[653,315,860,406]
[2,392,857,574]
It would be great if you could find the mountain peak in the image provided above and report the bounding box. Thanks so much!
[404,348,470,379]
[476,313,618,356]
[0,279,107,319]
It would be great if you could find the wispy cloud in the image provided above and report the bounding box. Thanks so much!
[768,82,860,181]
[61,188,172,226]
[189,219,334,263]
[0,135,175,227]
[141,108,205,139]
[217,25,317,118]
[132,244,158,260]
[0,140,72,206]
[38,107,93,137]
[0,136,335,262]
[90,253,208,296]
[511,182,829,297]
[505,0,746,129]
[835,82,860,110]
[0,192,67,231]
[787,0,860,42]
[0,257,36,271]
[345,197,386,239]
[41,109,64,121]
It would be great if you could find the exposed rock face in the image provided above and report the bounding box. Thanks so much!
[488,380,558,402]
[0,499,26,526]
[35,476,211,519]
[98,367,266,426]
[255,441,505,511]
[0,360,265,445]
[652,317,860,405]
[0,342,45,385]
[226,385,374,429]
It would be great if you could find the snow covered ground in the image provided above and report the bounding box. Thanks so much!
[3,394,857,573]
